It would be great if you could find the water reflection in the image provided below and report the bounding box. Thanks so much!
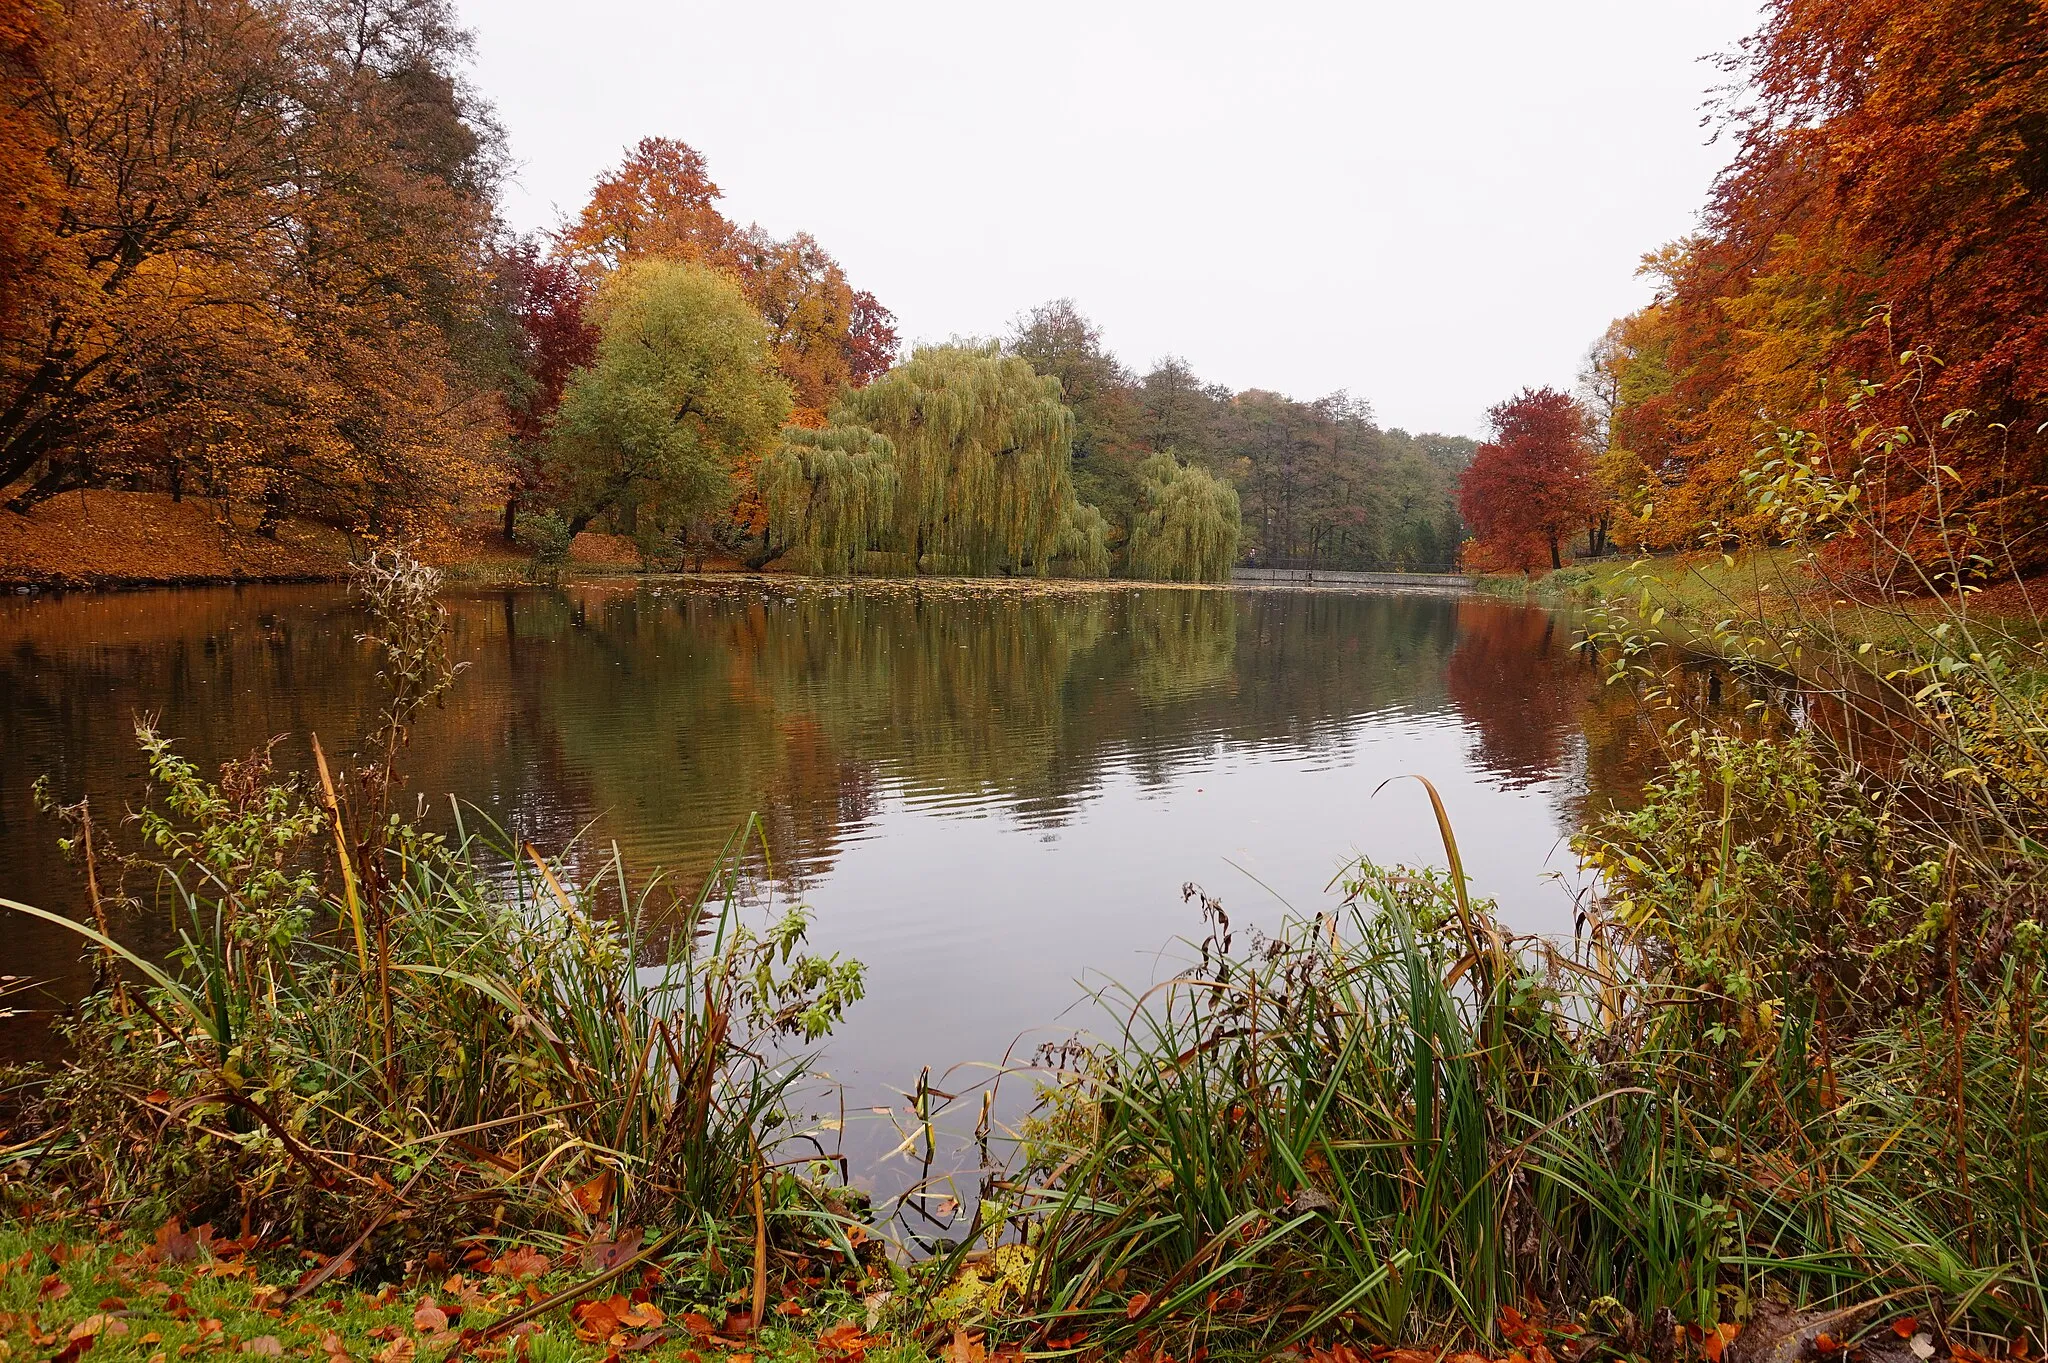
[1,580,1645,1152]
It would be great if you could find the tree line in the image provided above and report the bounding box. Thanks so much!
[0,0,1473,581]
[1459,0,2048,578]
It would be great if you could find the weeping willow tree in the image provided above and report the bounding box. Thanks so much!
[758,423,900,574]
[1127,451,1242,582]
[839,344,1090,576]
[1048,502,1111,578]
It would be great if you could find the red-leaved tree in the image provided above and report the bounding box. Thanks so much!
[494,241,598,539]
[1458,387,1594,572]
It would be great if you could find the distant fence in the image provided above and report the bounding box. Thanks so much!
[1232,566,1476,590]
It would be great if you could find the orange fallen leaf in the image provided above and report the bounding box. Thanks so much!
[490,1246,551,1280]
[1125,1292,1151,1321]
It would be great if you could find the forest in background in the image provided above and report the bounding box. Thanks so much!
[0,0,1471,583]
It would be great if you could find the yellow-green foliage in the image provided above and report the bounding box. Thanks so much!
[760,423,900,575]
[1048,501,1110,578]
[1127,451,1240,582]
[839,344,1087,576]
[550,259,792,534]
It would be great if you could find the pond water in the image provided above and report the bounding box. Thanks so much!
[0,578,1655,1211]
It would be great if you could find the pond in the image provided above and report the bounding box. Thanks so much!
[0,578,1653,1210]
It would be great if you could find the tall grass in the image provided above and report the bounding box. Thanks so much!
[2,550,866,1289]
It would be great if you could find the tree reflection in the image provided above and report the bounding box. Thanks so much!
[1443,599,1595,789]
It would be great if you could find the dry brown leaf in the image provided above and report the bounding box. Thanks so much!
[950,1326,987,1363]
[489,1248,551,1281]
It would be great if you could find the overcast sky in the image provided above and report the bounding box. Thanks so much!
[462,0,1761,438]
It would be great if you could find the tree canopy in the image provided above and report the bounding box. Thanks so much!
[1458,388,1595,573]
[548,260,792,538]
[839,345,1091,576]
[560,137,898,419]
[1582,0,2048,570]
[1004,300,1471,573]
[1127,453,1242,582]
[0,0,505,529]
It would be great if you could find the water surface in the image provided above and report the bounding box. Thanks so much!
[0,578,1653,1200]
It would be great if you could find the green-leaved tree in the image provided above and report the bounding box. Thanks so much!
[549,259,791,538]
[759,423,900,574]
[1127,452,1241,582]
[840,345,1086,576]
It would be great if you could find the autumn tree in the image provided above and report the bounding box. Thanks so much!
[1127,452,1241,582]
[547,259,791,540]
[0,0,505,529]
[561,137,896,418]
[493,240,597,539]
[1605,0,2048,568]
[839,345,1087,576]
[1458,387,1595,572]
[759,423,899,575]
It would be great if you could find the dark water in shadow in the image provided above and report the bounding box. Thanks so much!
[0,578,1657,1210]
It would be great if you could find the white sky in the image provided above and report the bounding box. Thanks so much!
[462,0,1762,438]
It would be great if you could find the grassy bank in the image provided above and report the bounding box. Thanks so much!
[1479,550,2042,657]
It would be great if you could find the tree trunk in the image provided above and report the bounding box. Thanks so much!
[1548,531,1562,571]
[503,495,517,543]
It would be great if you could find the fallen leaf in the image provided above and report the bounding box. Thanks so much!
[681,1312,715,1341]
[412,1304,450,1334]
[243,1339,284,1358]
[569,1169,616,1217]
[375,1339,415,1363]
[1125,1292,1151,1321]
[1912,1336,1937,1361]
[582,1228,645,1273]
[818,1320,878,1360]
[40,1272,72,1301]
[489,1248,550,1281]
[1894,1319,1922,1340]
[950,1328,987,1363]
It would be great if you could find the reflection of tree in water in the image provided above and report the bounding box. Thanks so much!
[2,581,1632,1049]
[1443,600,1595,789]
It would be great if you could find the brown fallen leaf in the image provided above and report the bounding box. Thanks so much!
[950,1326,987,1363]
[817,1320,879,1360]
[489,1247,551,1281]
[569,1169,616,1217]
[242,1338,284,1357]
[1124,1292,1150,1321]
[413,1303,450,1334]
[582,1228,645,1273]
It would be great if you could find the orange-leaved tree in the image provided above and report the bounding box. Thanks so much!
[559,137,897,417]
[0,0,506,531]
[1603,0,2048,569]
